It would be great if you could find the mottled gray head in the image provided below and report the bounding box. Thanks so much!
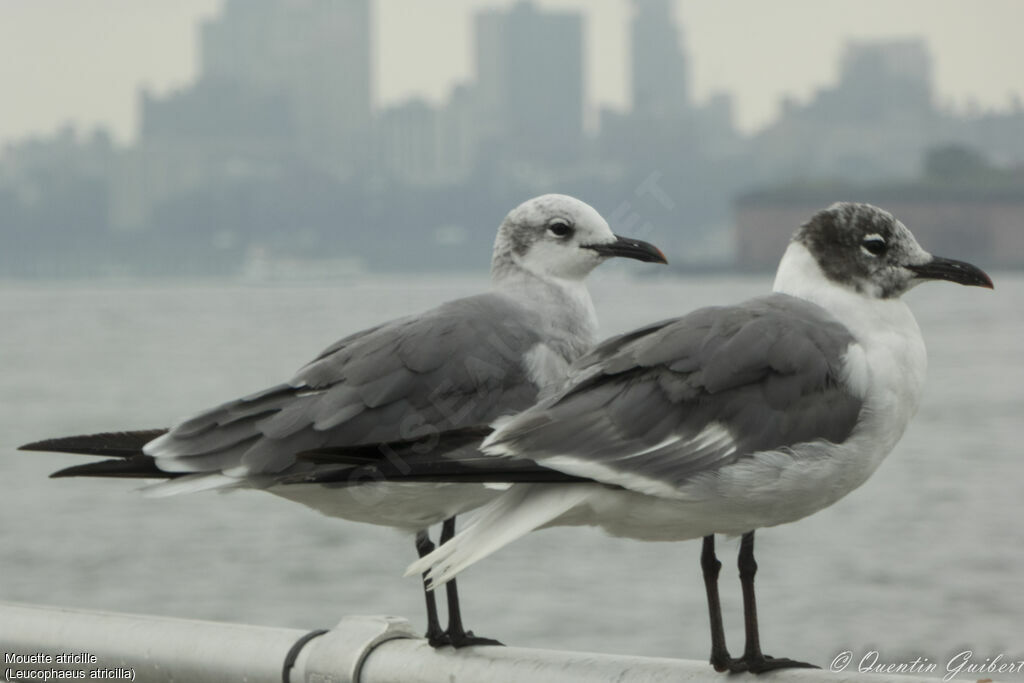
[492,194,666,282]
[793,202,993,298]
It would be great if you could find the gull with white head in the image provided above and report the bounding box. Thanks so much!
[20,193,667,648]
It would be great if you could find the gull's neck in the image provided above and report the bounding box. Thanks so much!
[773,241,854,306]
[774,241,927,423]
[773,242,916,340]
[491,261,599,350]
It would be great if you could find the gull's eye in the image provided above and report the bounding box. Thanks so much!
[861,235,887,257]
[547,219,574,238]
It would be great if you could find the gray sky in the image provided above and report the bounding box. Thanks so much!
[3,0,1023,145]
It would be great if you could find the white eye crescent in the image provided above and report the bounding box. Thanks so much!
[861,234,887,257]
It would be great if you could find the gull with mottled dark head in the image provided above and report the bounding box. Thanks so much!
[400,202,991,673]
[784,202,992,298]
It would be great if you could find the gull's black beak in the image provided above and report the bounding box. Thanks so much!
[907,256,994,289]
[585,234,668,264]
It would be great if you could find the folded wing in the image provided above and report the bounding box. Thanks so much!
[24,293,552,488]
[483,294,866,497]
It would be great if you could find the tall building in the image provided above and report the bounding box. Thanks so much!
[820,40,934,122]
[630,0,689,118]
[438,85,480,182]
[473,1,584,165]
[374,99,441,185]
[114,0,372,229]
[601,0,738,167]
[745,39,942,181]
[199,0,372,176]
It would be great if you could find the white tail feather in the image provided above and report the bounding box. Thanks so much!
[141,473,241,498]
[404,484,593,588]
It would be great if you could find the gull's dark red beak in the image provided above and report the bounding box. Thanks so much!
[585,235,668,264]
[907,256,993,289]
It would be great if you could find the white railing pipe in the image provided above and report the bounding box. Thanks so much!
[0,601,963,683]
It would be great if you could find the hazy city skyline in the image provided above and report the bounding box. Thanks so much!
[4,0,1023,280]
[4,0,1024,146]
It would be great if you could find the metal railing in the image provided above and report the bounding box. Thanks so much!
[0,601,953,682]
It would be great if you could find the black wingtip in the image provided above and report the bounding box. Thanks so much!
[19,430,168,457]
[20,438,62,452]
[296,425,496,465]
[50,455,172,479]
[50,463,94,478]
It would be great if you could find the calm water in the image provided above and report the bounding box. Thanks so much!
[2,270,1022,675]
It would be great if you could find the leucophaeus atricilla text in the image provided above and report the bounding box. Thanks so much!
[393,202,992,671]
[20,193,667,647]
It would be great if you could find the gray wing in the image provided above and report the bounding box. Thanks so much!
[146,293,547,476]
[485,294,864,494]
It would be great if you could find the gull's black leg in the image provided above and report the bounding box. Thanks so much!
[728,531,818,673]
[701,535,733,672]
[440,516,503,648]
[414,530,448,647]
